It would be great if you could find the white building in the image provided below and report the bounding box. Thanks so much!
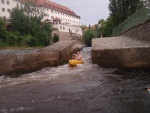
[0,0,82,35]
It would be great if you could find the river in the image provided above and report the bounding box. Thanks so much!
[0,47,150,113]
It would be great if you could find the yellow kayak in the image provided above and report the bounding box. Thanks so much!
[69,60,84,66]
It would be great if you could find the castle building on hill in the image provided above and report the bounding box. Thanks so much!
[0,0,82,36]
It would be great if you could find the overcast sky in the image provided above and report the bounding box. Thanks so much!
[51,0,110,25]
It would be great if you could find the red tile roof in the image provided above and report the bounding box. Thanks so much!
[19,0,80,18]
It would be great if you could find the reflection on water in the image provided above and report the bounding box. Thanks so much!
[0,47,150,113]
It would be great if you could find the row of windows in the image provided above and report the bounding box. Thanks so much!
[42,7,79,20]
[59,26,79,32]
[60,26,65,30]
[1,8,10,12]
[1,8,79,24]
[1,0,79,20]
[1,0,9,5]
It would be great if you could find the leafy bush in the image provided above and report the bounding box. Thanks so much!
[83,29,98,47]
[0,39,3,47]
[0,2,52,48]
[53,33,59,43]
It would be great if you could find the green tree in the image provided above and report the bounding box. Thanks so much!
[81,24,87,31]
[10,1,52,47]
[109,0,145,27]
[97,17,114,37]
[0,17,6,46]
[10,7,28,34]
[53,33,59,43]
[98,19,104,24]
[88,24,91,29]
[83,29,98,47]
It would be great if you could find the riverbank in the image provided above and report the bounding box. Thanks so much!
[0,40,83,76]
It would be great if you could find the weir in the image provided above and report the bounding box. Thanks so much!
[0,40,83,76]
[92,7,150,69]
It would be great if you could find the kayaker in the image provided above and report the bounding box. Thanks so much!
[75,51,82,60]
[72,54,76,59]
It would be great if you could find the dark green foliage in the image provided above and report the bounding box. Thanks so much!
[96,0,146,37]
[83,29,98,47]
[97,17,114,37]
[10,4,52,47]
[10,8,28,34]
[88,24,91,29]
[109,0,145,27]
[0,1,52,47]
[53,33,59,43]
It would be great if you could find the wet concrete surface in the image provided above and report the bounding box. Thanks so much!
[0,47,150,113]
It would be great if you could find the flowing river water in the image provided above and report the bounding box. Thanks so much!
[0,47,150,113]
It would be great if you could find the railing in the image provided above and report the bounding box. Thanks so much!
[113,6,150,36]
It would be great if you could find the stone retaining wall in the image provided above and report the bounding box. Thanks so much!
[0,40,83,76]
[92,37,150,69]
[116,21,150,41]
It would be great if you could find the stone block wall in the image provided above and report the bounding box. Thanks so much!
[92,37,150,69]
[0,40,83,76]
[92,47,150,69]
[117,21,150,41]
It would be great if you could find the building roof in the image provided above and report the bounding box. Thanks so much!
[19,0,80,18]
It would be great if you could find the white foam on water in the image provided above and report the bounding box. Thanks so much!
[0,47,93,87]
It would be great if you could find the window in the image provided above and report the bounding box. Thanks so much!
[63,27,65,30]
[2,8,5,12]
[60,26,62,30]
[51,16,54,19]
[17,3,19,8]
[51,10,53,12]
[7,0,9,5]
[7,8,10,12]
[1,0,4,4]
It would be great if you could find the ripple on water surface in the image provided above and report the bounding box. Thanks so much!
[0,47,150,113]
